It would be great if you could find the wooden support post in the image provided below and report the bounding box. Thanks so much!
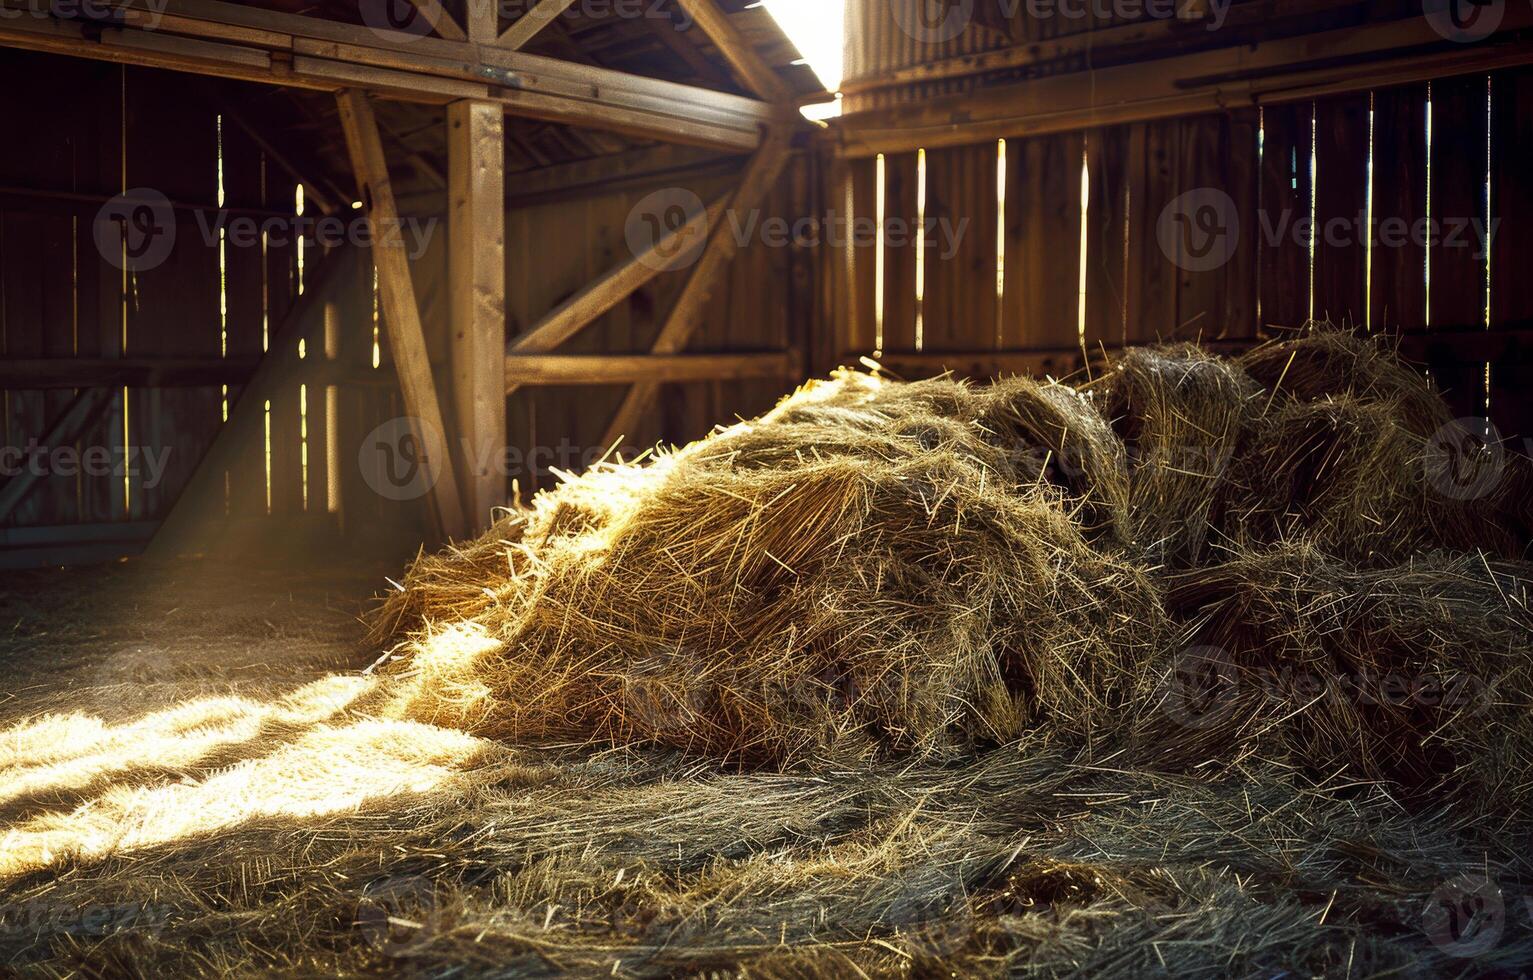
[448,98,507,528]
[336,88,468,540]
[506,197,727,396]
[461,0,497,44]
[600,128,794,449]
[673,0,793,103]
[498,0,579,49]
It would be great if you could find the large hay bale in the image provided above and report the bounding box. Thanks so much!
[980,376,1132,545]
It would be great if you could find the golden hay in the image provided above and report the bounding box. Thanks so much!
[376,327,1530,804]
[1089,343,1261,566]
[381,371,1164,764]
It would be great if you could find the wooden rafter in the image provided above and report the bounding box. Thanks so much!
[336,88,468,540]
[600,127,794,449]
[497,0,579,50]
[673,0,793,104]
[0,0,774,151]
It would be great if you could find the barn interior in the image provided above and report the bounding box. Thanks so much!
[2,0,1533,975]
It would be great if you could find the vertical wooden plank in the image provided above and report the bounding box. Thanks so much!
[1312,93,1371,329]
[218,100,270,522]
[1370,84,1428,335]
[81,61,127,525]
[1004,132,1085,353]
[448,99,507,529]
[923,143,997,353]
[1172,113,1230,344]
[1125,119,1180,343]
[881,151,919,352]
[1223,109,1262,342]
[1084,126,1130,349]
[0,214,50,528]
[1258,101,1315,333]
[847,156,879,355]
[1427,75,1491,417]
[1490,67,1533,440]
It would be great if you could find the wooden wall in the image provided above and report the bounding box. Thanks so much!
[834,63,1533,444]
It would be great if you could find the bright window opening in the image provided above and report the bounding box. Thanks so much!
[758,0,844,93]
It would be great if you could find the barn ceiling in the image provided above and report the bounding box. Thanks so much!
[210,0,821,207]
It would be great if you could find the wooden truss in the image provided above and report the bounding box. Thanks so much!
[2,0,804,541]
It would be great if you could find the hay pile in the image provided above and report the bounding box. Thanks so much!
[376,327,1532,808]
[5,327,1533,978]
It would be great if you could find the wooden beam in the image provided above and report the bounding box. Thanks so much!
[448,99,507,529]
[0,0,774,152]
[504,351,800,386]
[600,129,794,448]
[497,0,578,49]
[506,196,727,393]
[673,0,793,103]
[0,387,115,524]
[336,88,468,541]
[834,6,1533,157]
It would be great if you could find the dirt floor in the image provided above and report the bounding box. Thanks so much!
[0,556,1529,977]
